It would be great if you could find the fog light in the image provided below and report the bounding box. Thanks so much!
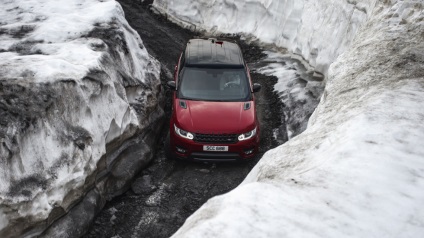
[176,146,187,154]
[244,149,254,155]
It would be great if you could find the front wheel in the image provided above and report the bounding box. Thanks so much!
[164,131,175,160]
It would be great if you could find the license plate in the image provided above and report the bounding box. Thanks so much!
[203,146,228,151]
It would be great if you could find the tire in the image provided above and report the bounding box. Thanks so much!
[164,131,175,160]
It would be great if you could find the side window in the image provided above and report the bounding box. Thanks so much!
[178,51,185,88]
[179,53,185,74]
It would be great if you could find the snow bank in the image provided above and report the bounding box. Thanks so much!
[153,0,376,74]
[171,1,424,237]
[254,53,324,139]
[0,0,161,237]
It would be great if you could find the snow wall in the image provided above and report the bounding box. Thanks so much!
[153,0,377,75]
[153,0,424,237]
[0,0,162,237]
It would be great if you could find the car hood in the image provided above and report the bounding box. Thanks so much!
[175,100,256,134]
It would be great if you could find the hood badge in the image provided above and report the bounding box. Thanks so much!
[179,100,187,109]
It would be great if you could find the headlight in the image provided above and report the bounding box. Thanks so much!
[174,124,194,140]
[238,127,257,141]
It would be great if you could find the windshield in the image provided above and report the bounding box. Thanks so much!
[178,67,251,101]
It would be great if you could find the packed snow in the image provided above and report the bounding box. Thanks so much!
[0,0,160,236]
[154,0,424,237]
[153,0,376,74]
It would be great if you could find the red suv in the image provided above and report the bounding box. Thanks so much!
[165,38,261,162]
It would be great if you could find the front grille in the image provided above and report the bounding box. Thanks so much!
[194,133,238,144]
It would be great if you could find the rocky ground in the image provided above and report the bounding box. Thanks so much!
[82,1,291,237]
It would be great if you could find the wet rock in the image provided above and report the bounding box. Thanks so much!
[131,175,157,195]
[312,71,325,81]
[40,190,104,238]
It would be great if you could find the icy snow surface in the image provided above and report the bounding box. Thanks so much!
[156,0,424,237]
[0,0,160,236]
[153,0,377,74]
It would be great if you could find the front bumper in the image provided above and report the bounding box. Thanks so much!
[170,130,259,162]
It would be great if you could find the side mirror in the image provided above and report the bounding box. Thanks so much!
[252,83,261,93]
[166,81,177,91]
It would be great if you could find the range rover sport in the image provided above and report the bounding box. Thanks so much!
[165,38,261,161]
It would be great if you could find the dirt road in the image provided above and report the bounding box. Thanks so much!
[84,1,286,237]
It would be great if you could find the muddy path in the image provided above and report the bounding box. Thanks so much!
[83,1,286,237]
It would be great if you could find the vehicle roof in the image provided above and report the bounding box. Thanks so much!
[184,38,245,68]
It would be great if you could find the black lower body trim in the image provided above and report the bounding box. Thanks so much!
[176,152,245,162]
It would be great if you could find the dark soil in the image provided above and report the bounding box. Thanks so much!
[83,1,286,237]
